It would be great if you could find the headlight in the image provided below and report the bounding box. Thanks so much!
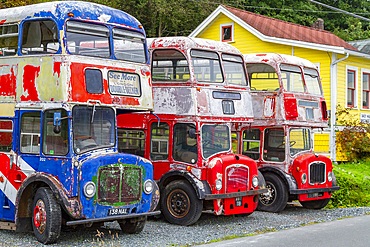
[328,171,333,182]
[252,176,259,188]
[83,181,96,198]
[301,173,307,185]
[143,179,154,194]
[215,179,222,191]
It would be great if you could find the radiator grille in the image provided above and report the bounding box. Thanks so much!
[98,165,142,205]
[309,162,325,184]
[226,165,249,192]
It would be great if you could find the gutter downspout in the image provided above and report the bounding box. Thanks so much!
[330,52,349,162]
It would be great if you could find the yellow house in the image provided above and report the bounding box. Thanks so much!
[189,5,370,161]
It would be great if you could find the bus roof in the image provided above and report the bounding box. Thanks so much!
[0,1,144,33]
[244,53,317,69]
[148,37,242,55]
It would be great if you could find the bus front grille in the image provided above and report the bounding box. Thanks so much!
[98,165,142,205]
[309,162,326,184]
[226,165,249,192]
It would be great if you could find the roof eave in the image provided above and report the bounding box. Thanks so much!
[189,5,346,54]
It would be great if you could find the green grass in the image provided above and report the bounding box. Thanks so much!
[327,161,370,208]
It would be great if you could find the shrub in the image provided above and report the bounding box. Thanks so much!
[335,105,370,161]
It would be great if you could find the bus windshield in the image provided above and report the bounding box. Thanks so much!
[289,128,311,156]
[73,106,115,153]
[201,124,230,158]
[191,50,223,83]
[222,54,247,86]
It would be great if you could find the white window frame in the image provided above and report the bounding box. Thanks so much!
[345,65,358,109]
[361,68,370,110]
[220,23,234,43]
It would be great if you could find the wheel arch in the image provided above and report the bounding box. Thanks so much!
[158,170,211,200]
[258,167,298,193]
[15,173,82,232]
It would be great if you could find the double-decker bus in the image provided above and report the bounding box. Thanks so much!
[0,1,158,244]
[233,53,339,212]
[117,37,267,226]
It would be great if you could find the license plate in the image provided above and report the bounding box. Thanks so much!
[235,197,243,207]
[307,192,323,198]
[107,208,129,216]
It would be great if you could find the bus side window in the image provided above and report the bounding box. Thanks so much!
[118,129,145,157]
[173,123,197,164]
[0,24,18,56]
[21,20,59,55]
[20,112,41,154]
[263,128,285,162]
[150,122,169,160]
[42,109,69,156]
[0,120,13,152]
[242,128,261,160]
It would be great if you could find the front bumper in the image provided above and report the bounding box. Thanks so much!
[204,188,268,200]
[66,211,161,226]
[290,186,340,195]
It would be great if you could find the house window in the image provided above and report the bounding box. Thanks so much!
[363,72,370,109]
[220,23,234,42]
[347,69,356,108]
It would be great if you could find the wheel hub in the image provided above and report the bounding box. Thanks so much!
[33,199,47,234]
[167,189,190,218]
[259,182,276,205]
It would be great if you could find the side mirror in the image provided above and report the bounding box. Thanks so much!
[188,128,197,139]
[53,112,61,134]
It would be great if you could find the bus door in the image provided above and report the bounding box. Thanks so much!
[0,118,15,220]
[149,121,171,180]
[38,108,73,194]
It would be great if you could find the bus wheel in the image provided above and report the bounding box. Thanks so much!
[300,198,330,209]
[32,187,62,244]
[257,173,288,213]
[119,216,146,234]
[161,180,203,226]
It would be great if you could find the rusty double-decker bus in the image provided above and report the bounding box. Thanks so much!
[233,53,339,212]
[117,37,266,226]
[0,1,158,244]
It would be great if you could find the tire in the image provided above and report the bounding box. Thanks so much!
[161,180,203,226]
[32,187,62,244]
[300,198,330,209]
[257,173,288,213]
[119,216,146,234]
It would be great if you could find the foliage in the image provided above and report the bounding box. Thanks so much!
[335,105,370,161]
[327,162,370,208]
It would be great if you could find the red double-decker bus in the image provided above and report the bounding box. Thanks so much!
[233,53,339,212]
[118,37,267,225]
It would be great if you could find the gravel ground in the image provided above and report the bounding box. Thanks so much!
[1,204,370,247]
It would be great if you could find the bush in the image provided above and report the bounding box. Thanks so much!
[327,162,370,208]
[336,105,370,161]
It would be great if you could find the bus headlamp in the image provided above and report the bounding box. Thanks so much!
[215,179,222,191]
[328,172,333,182]
[83,181,96,198]
[252,176,259,188]
[301,173,307,185]
[143,180,154,194]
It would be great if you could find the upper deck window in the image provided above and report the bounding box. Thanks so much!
[66,21,110,58]
[152,49,189,81]
[191,50,223,83]
[281,64,304,93]
[304,68,322,95]
[21,20,59,55]
[222,54,247,86]
[247,64,279,91]
[0,24,18,56]
[113,28,146,63]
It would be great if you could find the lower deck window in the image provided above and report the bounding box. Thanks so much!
[118,129,145,157]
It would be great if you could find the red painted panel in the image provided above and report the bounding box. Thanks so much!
[21,65,41,101]
[0,65,16,96]
[283,93,298,119]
